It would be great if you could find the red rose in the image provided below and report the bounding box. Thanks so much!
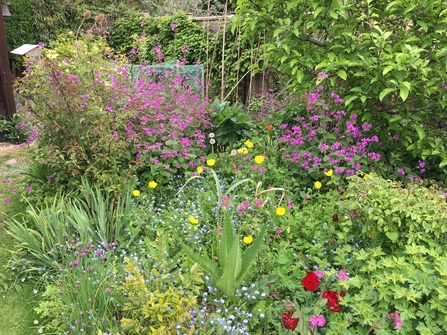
[323,290,342,312]
[332,214,339,222]
[282,310,299,330]
[301,272,321,291]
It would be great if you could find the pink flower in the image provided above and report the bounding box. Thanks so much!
[389,311,402,328]
[338,269,347,281]
[309,315,326,328]
[315,270,324,279]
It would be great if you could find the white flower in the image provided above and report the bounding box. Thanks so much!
[231,149,237,156]
[33,289,38,294]
[34,320,39,325]
[209,139,216,144]
[209,133,215,138]
[38,328,43,334]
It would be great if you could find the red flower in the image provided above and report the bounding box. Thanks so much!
[332,214,339,222]
[322,290,344,312]
[301,272,321,291]
[266,124,273,131]
[282,310,299,330]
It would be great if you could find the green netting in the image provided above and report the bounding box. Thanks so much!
[129,60,204,94]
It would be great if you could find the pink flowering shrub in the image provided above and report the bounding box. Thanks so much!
[17,33,212,192]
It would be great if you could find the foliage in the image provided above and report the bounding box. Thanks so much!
[184,211,268,302]
[34,240,121,334]
[6,179,134,270]
[235,0,447,172]
[17,33,212,192]
[209,98,257,149]
[118,233,203,335]
[340,173,447,252]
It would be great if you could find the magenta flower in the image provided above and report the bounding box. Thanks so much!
[309,315,326,328]
[105,287,111,294]
[3,198,10,204]
[338,269,347,281]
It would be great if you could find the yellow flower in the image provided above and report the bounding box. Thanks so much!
[132,190,140,197]
[168,237,173,242]
[148,181,157,189]
[364,173,370,181]
[254,155,265,164]
[244,140,254,148]
[242,148,248,155]
[188,216,199,224]
[207,159,216,167]
[276,207,286,216]
[324,169,333,177]
[237,148,243,154]
[314,181,322,189]
[243,235,253,244]
[197,166,204,174]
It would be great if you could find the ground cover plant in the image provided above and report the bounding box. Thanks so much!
[2,8,447,335]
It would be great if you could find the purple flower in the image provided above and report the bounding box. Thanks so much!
[338,269,347,281]
[317,72,328,79]
[139,20,146,27]
[171,23,179,31]
[3,198,10,204]
[26,186,33,192]
[105,287,111,294]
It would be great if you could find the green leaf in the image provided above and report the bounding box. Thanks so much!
[389,115,402,123]
[219,212,235,269]
[237,225,268,287]
[344,95,358,106]
[399,85,409,101]
[183,245,222,283]
[412,124,426,140]
[297,70,304,83]
[337,70,347,80]
[382,65,394,75]
[386,232,399,241]
[440,159,447,168]
[379,88,396,101]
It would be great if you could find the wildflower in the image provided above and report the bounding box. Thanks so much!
[322,290,344,312]
[105,287,111,294]
[301,272,321,291]
[314,181,322,189]
[265,124,273,131]
[209,132,215,138]
[276,207,286,216]
[363,173,370,181]
[230,149,237,156]
[3,198,10,204]
[243,235,253,245]
[389,311,402,328]
[38,328,43,334]
[309,315,326,327]
[132,190,140,197]
[244,140,254,148]
[26,186,33,192]
[324,169,333,177]
[237,148,243,154]
[242,148,249,154]
[197,166,204,174]
[148,181,157,189]
[282,310,299,330]
[338,269,347,281]
[210,138,216,144]
[254,155,265,164]
[188,216,199,225]
[206,159,216,167]
[315,270,324,278]
[34,320,39,325]
[333,214,339,222]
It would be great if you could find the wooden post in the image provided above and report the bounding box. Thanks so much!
[0,1,15,117]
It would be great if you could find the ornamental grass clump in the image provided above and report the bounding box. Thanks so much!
[35,240,121,335]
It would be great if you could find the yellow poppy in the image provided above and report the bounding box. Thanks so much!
[276,207,286,216]
[188,216,199,224]
[243,235,253,244]
[314,181,322,189]
[197,166,204,174]
[148,181,157,189]
[244,140,254,148]
[324,169,333,177]
[242,148,249,155]
[237,148,244,154]
[132,190,140,197]
[364,174,370,181]
[254,155,265,164]
[207,159,216,167]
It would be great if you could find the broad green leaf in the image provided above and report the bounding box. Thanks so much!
[183,245,222,282]
[219,212,235,269]
[399,85,409,101]
[412,124,426,140]
[440,159,447,168]
[344,95,358,106]
[337,70,347,80]
[217,266,236,301]
[237,225,268,287]
[382,65,394,75]
[297,70,304,83]
[379,88,396,101]
[389,115,402,123]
